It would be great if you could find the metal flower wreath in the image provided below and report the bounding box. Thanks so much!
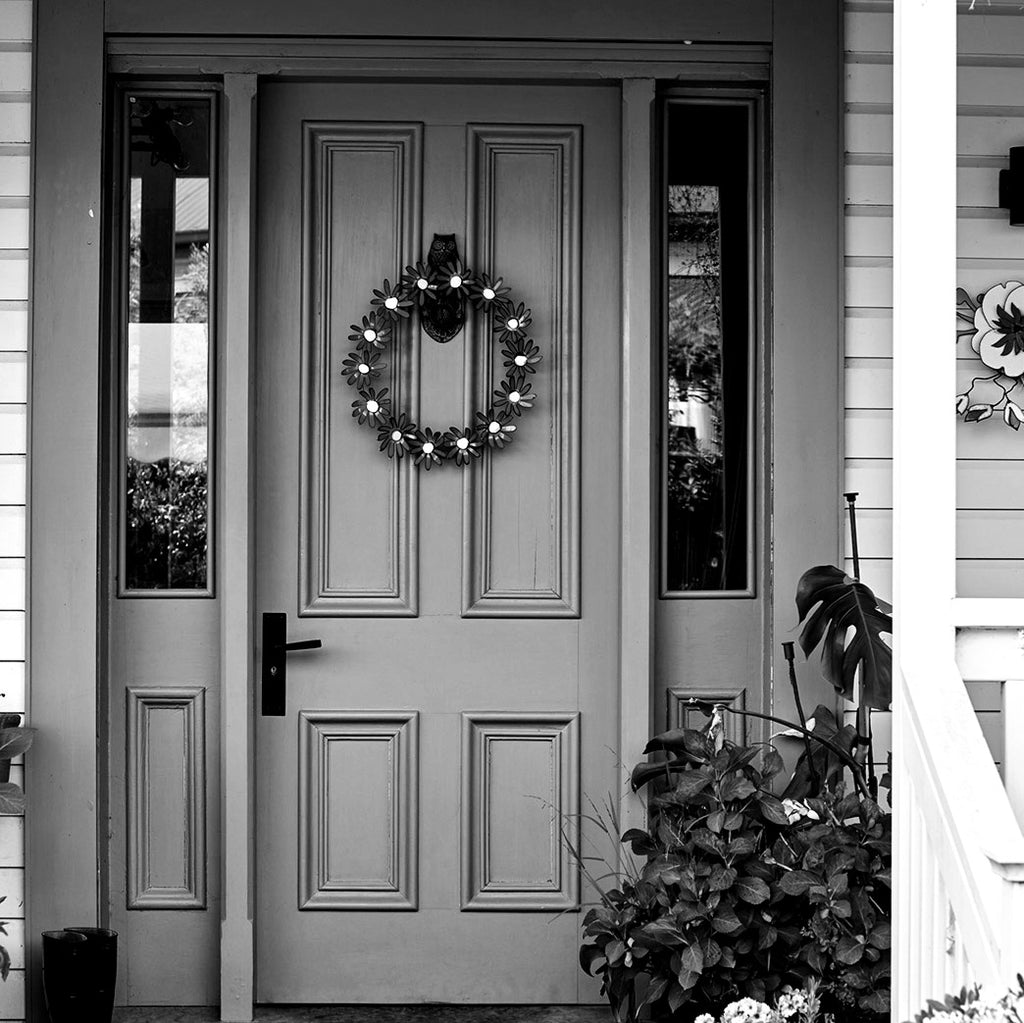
[957,281,1024,429]
[342,255,542,469]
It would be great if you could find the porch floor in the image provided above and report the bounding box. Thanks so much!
[112,1008,611,1022]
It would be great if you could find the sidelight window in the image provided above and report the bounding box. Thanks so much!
[117,91,215,594]
[661,99,757,597]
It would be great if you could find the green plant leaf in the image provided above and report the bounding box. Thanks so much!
[708,866,737,891]
[757,793,790,825]
[711,904,742,934]
[631,759,687,792]
[0,727,35,760]
[604,939,626,966]
[0,783,25,815]
[679,942,704,975]
[580,943,606,975]
[796,564,893,709]
[644,728,708,759]
[836,935,865,965]
[668,984,689,1012]
[734,876,770,905]
[778,869,821,896]
[719,775,756,801]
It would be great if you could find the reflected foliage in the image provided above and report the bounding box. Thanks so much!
[125,457,208,589]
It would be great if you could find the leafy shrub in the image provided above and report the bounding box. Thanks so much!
[577,728,891,1023]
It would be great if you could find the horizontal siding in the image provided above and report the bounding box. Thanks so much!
[844,2,1024,600]
[0,5,27,1021]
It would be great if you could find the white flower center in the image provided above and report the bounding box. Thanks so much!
[482,287,495,300]
[421,441,434,454]
[384,296,398,310]
[456,437,470,450]
[514,354,527,367]
[365,400,380,414]
[416,277,429,290]
[449,274,463,289]
[358,363,370,374]
[488,421,501,433]
[507,318,520,330]
[508,391,521,403]
[363,329,377,342]
[391,430,403,442]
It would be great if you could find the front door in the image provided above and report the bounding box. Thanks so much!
[254,81,622,1003]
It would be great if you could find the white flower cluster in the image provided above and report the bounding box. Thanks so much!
[722,997,778,1023]
[776,987,811,1019]
[781,799,821,824]
[924,992,1024,1023]
[695,985,821,1023]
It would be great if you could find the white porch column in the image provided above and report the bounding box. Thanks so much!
[892,1,957,1019]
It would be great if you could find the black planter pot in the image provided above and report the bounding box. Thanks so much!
[41,927,117,1023]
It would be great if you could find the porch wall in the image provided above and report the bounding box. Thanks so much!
[845,0,1024,777]
[0,3,30,1020]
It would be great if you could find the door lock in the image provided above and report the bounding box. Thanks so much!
[261,612,323,716]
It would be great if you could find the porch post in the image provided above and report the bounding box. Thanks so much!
[219,73,257,1023]
[891,0,957,1018]
[619,78,655,835]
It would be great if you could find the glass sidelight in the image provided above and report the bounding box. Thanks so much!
[116,91,215,594]
[661,99,756,596]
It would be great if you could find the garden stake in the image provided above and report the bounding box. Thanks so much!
[845,491,877,797]
[783,641,820,794]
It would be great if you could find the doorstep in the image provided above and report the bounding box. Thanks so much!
[112,1007,612,1022]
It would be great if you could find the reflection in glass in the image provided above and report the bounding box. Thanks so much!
[663,103,751,593]
[123,96,212,591]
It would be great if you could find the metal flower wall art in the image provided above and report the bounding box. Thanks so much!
[957,282,1024,429]
[343,237,542,470]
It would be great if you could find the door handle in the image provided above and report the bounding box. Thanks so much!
[261,612,323,717]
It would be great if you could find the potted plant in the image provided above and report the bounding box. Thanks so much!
[575,496,894,1022]
[0,715,34,983]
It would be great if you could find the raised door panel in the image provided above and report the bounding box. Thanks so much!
[125,686,206,909]
[463,126,580,617]
[298,711,418,909]
[460,712,579,910]
[300,123,422,616]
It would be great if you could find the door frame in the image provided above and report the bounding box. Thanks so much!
[28,10,840,1021]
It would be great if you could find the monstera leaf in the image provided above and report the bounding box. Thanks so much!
[796,565,893,710]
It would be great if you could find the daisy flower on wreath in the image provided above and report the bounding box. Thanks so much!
[348,314,391,351]
[474,409,517,449]
[377,412,416,458]
[501,337,542,375]
[412,427,446,469]
[370,278,413,320]
[340,350,384,387]
[401,262,437,305]
[496,302,531,341]
[444,426,482,466]
[469,273,510,310]
[493,377,535,416]
[437,260,473,295]
[351,387,390,426]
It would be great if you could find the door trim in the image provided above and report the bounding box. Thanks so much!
[29,25,839,1023]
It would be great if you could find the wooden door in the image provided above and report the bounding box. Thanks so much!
[254,81,621,1003]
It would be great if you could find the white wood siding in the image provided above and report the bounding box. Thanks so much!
[845,1,1024,803]
[0,2,28,1021]
[846,0,1024,599]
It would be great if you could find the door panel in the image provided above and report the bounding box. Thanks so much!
[255,81,620,1003]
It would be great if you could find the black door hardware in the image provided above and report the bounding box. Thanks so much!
[261,612,323,717]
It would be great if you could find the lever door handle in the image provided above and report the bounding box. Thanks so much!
[285,639,322,653]
[262,612,322,717]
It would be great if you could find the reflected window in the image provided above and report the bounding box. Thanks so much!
[121,94,214,592]
[662,101,755,595]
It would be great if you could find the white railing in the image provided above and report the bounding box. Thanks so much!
[894,646,1024,1020]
